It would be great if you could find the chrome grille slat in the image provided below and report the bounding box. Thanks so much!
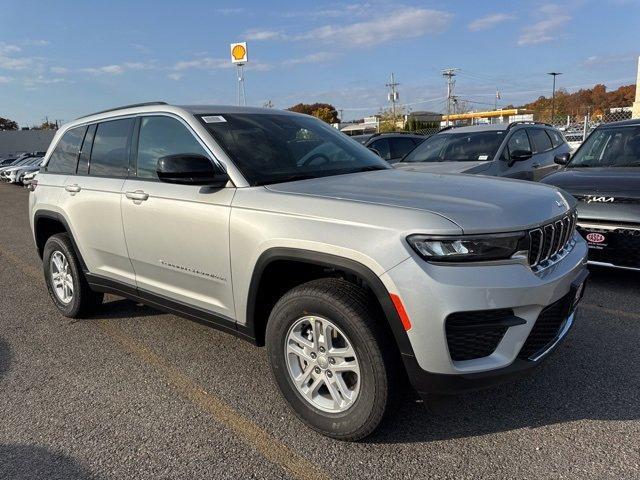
[528,210,577,271]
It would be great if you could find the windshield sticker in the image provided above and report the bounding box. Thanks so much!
[478,155,489,160]
[202,115,227,123]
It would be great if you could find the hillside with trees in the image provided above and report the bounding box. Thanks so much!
[519,83,635,121]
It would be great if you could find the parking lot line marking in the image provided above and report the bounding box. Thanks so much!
[95,320,330,480]
[0,246,330,480]
[579,303,640,321]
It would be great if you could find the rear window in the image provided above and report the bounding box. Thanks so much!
[46,126,86,174]
[89,118,134,177]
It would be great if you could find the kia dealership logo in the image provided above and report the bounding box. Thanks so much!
[586,232,605,243]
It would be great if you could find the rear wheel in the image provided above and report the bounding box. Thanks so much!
[266,278,397,441]
[43,233,103,318]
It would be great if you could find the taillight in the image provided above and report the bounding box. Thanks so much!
[27,179,38,191]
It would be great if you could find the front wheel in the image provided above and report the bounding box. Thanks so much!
[266,278,397,441]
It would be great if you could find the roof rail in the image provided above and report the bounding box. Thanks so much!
[507,120,553,130]
[367,131,423,140]
[76,101,169,120]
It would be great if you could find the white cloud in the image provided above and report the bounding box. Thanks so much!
[468,13,514,31]
[245,29,284,41]
[518,4,571,45]
[0,56,34,70]
[167,72,183,81]
[23,39,50,47]
[50,66,69,74]
[297,8,452,47]
[283,52,336,66]
[0,75,11,83]
[80,61,155,75]
[0,43,21,55]
[173,57,231,71]
[217,7,246,15]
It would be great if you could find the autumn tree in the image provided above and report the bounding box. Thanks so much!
[287,103,340,124]
[0,117,18,130]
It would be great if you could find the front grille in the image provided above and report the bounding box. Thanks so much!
[446,309,518,361]
[577,225,640,268]
[518,292,573,360]
[528,211,577,271]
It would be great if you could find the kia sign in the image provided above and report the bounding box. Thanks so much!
[230,42,248,64]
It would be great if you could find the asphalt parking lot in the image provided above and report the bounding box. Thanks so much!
[0,184,638,480]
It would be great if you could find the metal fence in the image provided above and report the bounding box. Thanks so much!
[550,109,633,147]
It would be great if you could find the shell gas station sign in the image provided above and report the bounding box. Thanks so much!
[230,42,248,64]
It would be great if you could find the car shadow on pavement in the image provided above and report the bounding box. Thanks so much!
[367,269,640,444]
[87,297,162,320]
[0,445,97,480]
[0,340,97,479]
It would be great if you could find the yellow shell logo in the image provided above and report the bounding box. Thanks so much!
[232,44,246,61]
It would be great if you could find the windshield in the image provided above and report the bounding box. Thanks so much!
[569,126,640,168]
[198,113,389,185]
[401,130,505,163]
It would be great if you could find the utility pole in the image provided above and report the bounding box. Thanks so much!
[386,72,400,129]
[547,72,562,123]
[495,89,501,111]
[442,68,458,126]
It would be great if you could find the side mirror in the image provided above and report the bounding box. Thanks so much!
[510,149,533,161]
[156,154,229,187]
[367,147,381,157]
[554,152,571,165]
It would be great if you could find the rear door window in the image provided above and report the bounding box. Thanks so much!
[76,124,96,175]
[389,137,418,159]
[45,126,87,174]
[89,118,134,177]
[528,128,553,154]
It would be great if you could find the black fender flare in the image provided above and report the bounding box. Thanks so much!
[33,210,89,272]
[246,247,415,356]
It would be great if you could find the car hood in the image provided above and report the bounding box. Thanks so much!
[394,160,492,175]
[542,167,640,195]
[266,169,573,234]
[542,168,640,224]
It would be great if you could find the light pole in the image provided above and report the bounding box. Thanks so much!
[547,72,562,123]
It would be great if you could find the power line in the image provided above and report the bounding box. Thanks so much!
[442,68,459,126]
[385,72,400,124]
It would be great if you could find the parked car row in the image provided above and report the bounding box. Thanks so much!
[0,152,45,185]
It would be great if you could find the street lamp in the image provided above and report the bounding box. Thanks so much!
[547,72,562,123]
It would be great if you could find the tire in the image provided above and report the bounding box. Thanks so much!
[43,233,103,318]
[266,278,398,441]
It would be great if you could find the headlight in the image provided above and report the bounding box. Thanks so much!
[407,232,527,262]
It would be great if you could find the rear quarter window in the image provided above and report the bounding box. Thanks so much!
[45,126,87,174]
[546,129,565,148]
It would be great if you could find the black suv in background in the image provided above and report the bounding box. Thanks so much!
[542,118,640,271]
[352,132,426,163]
[395,122,570,181]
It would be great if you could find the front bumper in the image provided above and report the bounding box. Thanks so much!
[381,234,588,394]
[577,222,640,271]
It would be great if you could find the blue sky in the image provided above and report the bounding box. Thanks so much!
[1,0,638,126]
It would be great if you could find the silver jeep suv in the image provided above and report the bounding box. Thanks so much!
[29,102,588,440]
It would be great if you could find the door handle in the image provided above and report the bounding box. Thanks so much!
[125,190,149,202]
[532,163,541,168]
[65,184,81,193]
